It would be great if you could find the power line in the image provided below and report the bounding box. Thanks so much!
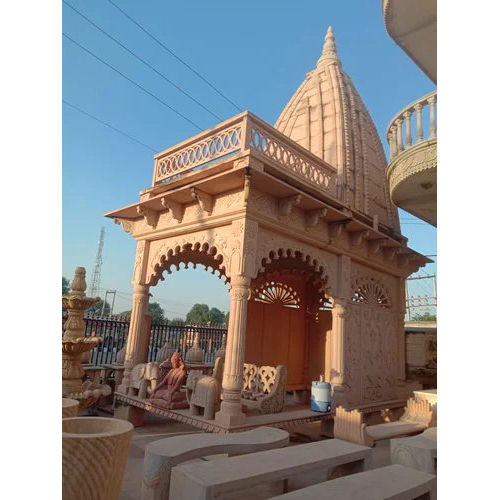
[63,32,203,131]
[105,0,243,113]
[63,1,223,121]
[63,99,158,152]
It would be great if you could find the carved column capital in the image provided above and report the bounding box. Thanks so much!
[230,275,251,290]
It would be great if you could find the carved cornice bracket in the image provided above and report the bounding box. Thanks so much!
[160,196,184,222]
[244,169,251,207]
[278,194,302,216]
[136,206,158,228]
[328,219,350,243]
[368,238,389,255]
[383,246,399,261]
[114,218,134,234]
[397,253,410,268]
[348,230,370,247]
[190,187,213,215]
[305,208,327,228]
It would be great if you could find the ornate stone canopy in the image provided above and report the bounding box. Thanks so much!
[107,26,430,429]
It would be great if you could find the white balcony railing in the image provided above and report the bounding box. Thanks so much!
[387,91,437,161]
[153,112,337,194]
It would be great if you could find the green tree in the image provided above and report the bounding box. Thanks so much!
[89,299,111,316]
[117,302,166,323]
[62,276,70,295]
[412,312,436,321]
[148,302,166,323]
[209,307,225,325]
[225,311,230,324]
[171,317,185,325]
[186,304,210,324]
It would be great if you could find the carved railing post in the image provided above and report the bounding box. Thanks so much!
[396,118,403,152]
[415,103,423,143]
[428,95,437,138]
[404,110,412,147]
[215,275,251,426]
[118,284,150,394]
[388,126,397,160]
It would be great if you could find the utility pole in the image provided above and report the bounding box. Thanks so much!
[89,227,105,299]
[102,290,116,316]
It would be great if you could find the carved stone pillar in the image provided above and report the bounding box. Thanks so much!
[118,284,150,393]
[330,299,348,407]
[215,275,251,426]
[397,277,407,382]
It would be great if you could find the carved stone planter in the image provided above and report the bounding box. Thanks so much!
[62,417,133,500]
[62,398,79,418]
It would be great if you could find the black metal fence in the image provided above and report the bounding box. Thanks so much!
[62,313,227,366]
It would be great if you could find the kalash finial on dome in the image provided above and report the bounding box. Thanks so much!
[317,26,340,67]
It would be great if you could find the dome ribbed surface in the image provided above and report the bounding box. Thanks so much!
[275,27,399,230]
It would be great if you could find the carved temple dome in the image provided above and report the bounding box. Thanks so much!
[276,27,400,231]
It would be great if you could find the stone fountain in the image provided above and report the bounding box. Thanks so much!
[62,267,111,408]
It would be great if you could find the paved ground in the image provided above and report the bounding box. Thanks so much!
[118,414,392,500]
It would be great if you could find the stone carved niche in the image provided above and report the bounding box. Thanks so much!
[344,268,400,406]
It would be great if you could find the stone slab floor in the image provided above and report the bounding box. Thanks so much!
[118,413,391,500]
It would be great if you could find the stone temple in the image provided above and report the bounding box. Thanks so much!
[107,26,429,432]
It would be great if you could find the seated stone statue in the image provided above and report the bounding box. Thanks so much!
[149,352,189,410]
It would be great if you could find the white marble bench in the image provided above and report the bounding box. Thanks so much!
[170,439,371,500]
[391,427,437,474]
[269,464,436,499]
[142,426,289,500]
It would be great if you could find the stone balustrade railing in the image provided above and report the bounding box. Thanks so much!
[153,112,337,194]
[386,91,437,161]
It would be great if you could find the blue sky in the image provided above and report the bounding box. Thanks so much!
[62,0,436,317]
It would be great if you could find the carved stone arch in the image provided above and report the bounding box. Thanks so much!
[146,240,229,286]
[258,246,331,293]
[350,276,392,309]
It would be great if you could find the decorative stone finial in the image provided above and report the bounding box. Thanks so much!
[317,26,339,67]
[70,267,87,298]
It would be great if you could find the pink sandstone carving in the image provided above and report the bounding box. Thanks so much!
[149,352,189,410]
[106,26,429,430]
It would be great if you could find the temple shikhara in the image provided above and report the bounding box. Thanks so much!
[105,26,430,432]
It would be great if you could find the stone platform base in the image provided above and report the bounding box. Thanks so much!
[114,392,332,433]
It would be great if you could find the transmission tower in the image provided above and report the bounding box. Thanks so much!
[89,227,105,298]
